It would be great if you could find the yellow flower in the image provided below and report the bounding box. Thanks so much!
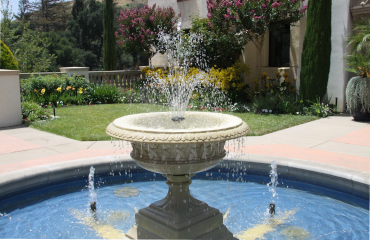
[265,83,270,88]
[279,69,283,72]
[253,79,259,85]
[318,110,320,114]
[41,88,45,95]
[72,86,75,91]
[267,77,271,81]
[56,87,62,92]
[294,78,297,82]
[262,72,267,77]
[66,86,72,90]
[300,100,303,103]
[77,88,83,94]
[285,78,290,83]
[283,72,288,78]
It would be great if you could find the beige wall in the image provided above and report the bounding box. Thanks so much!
[0,70,22,128]
[241,23,301,91]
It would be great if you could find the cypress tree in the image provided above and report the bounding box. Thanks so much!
[299,0,332,102]
[103,0,117,70]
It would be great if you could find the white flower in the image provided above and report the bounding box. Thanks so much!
[269,110,272,113]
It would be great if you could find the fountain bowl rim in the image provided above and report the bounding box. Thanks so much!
[106,112,250,143]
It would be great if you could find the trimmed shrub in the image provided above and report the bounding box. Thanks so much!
[0,40,18,70]
[299,0,332,102]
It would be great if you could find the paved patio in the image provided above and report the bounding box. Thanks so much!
[0,113,369,175]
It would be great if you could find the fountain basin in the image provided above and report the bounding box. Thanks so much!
[106,112,250,175]
[0,157,368,239]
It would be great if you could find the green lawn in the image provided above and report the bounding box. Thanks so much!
[30,103,319,141]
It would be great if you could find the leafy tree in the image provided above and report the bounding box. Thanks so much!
[30,0,69,32]
[0,0,18,47]
[103,0,117,70]
[68,0,104,70]
[16,0,31,20]
[207,0,307,88]
[299,0,331,102]
[116,4,177,64]
[13,21,56,72]
[72,0,85,20]
[0,40,18,70]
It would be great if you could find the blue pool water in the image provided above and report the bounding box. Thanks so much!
[0,171,368,239]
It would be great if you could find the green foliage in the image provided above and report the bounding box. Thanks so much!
[13,21,56,73]
[299,0,332,102]
[307,97,334,118]
[68,0,104,70]
[346,76,370,114]
[0,0,19,47]
[346,18,370,53]
[88,84,123,104]
[251,94,297,114]
[21,101,50,123]
[188,17,245,69]
[103,0,117,70]
[72,0,85,20]
[21,75,90,106]
[0,40,18,70]
[344,53,370,78]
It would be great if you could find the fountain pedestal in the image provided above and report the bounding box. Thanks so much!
[126,175,235,240]
[106,112,249,240]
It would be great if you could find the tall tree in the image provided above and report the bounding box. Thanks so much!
[299,0,332,102]
[17,0,31,20]
[30,0,69,32]
[72,0,84,20]
[67,0,104,70]
[103,0,117,70]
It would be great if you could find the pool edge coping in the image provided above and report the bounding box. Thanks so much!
[0,154,368,199]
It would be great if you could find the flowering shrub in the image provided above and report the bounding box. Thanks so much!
[188,17,245,69]
[21,75,90,106]
[259,70,297,97]
[116,4,177,59]
[21,101,50,123]
[308,97,334,118]
[143,61,251,103]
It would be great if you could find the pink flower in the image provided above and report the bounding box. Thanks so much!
[262,4,268,10]
[207,12,212,19]
[299,4,307,13]
[271,2,279,8]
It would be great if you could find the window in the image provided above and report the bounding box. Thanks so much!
[269,25,290,67]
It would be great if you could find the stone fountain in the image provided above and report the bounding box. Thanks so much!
[106,111,249,239]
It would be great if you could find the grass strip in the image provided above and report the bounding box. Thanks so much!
[30,103,319,141]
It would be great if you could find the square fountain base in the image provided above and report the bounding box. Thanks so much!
[125,205,236,240]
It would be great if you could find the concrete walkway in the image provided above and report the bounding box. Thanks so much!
[0,114,369,175]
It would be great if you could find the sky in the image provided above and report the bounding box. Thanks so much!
[1,0,20,17]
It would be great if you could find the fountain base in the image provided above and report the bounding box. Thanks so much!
[125,175,236,239]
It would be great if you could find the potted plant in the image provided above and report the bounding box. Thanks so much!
[345,19,370,121]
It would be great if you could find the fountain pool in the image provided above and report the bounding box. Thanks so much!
[0,163,368,239]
